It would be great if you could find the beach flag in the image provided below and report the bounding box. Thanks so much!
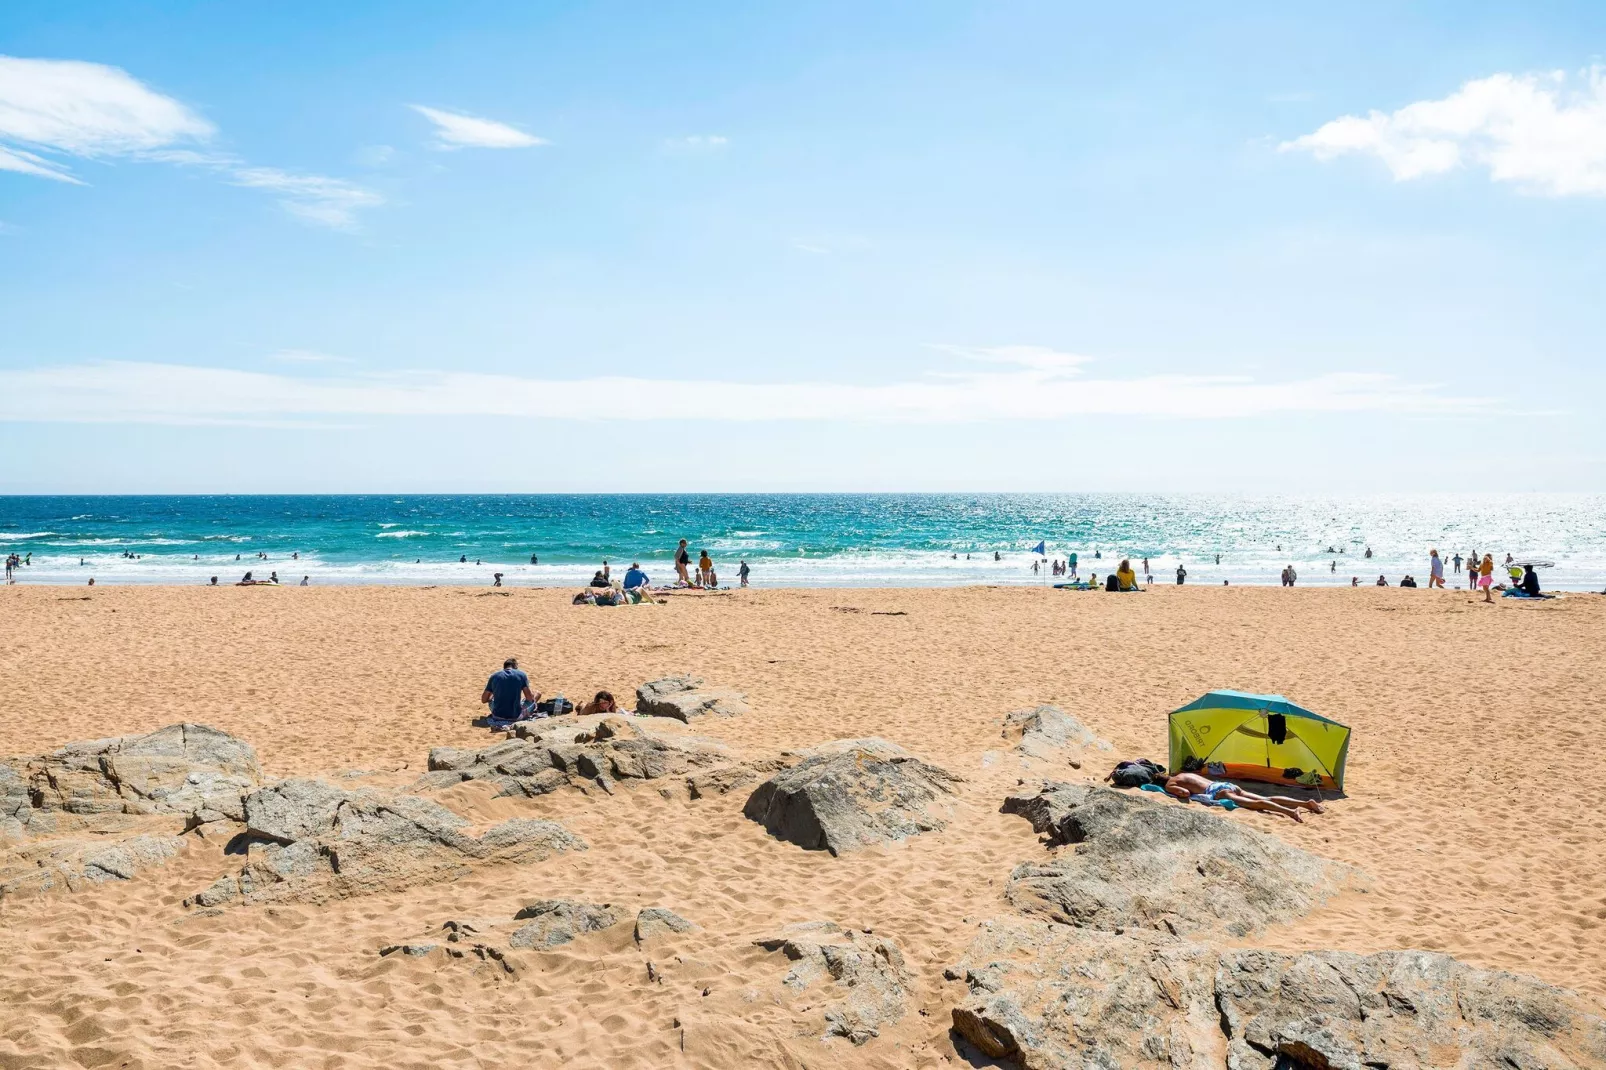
[1031,541,1046,555]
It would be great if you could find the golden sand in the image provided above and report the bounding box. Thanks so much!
[1,584,1603,1068]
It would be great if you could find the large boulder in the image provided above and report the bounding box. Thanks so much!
[191,779,585,906]
[1000,705,1111,762]
[635,675,750,722]
[1,724,261,900]
[1001,782,1350,937]
[743,740,961,855]
[4,723,260,835]
[416,717,728,797]
[0,833,187,898]
[755,921,910,1045]
[950,921,1606,1070]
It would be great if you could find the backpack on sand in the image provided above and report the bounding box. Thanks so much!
[1110,758,1166,788]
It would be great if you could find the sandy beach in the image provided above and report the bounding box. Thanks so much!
[2,582,1603,1069]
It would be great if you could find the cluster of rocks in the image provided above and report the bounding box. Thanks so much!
[999,781,1350,937]
[754,921,911,1045]
[634,675,751,722]
[951,921,1606,1069]
[1,723,261,898]
[188,777,585,907]
[417,715,732,798]
[949,780,1606,1068]
[743,738,962,855]
[379,901,698,979]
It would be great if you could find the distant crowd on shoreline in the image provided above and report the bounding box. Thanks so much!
[0,539,1590,598]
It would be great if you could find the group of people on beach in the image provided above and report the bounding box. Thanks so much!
[479,657,621,725]
[569,541,752,605]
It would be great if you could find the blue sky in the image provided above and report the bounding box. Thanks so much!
[2,1,1604,492]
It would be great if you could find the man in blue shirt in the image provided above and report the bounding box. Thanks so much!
[622,562,650,590]
[480,657,536,722]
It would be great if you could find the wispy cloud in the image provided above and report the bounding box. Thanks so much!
[409,105,546,150]
[665,134,729,150]
[0,55,382,228]
[267,349,355,365]
[1282,66,1606,196]
[0,347,1492,427]
[228,167,384,230]
[0,55,214,182]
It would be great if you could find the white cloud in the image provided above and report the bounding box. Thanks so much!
[228,167,385,230]
[0,141,83,182]
[0,348,1490,427]
[1282,66,1606,196]
[0,55,381,228]
[0,55,214,177]
[409,105,545,149]
[666,135,729,150]
[267,349,355,364]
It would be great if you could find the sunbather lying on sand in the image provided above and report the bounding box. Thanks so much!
[1161,770,1325,823]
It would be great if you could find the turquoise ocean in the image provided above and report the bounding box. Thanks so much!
[1,494,1603,589]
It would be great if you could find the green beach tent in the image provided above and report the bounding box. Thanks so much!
[1168,690,1351,791]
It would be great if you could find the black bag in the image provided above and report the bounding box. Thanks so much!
[1110,758,1167,787]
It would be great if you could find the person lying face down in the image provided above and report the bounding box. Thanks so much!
[1159,770,1325,824]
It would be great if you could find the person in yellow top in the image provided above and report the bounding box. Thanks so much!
[1478,553,1495,603]
[1116,559,1139,591]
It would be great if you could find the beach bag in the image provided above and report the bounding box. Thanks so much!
[1110,758,1166,787]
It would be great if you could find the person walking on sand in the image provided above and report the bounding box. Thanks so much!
[1478,553,1496,603]
[1428,549,1445,588]
[674,540,691,586]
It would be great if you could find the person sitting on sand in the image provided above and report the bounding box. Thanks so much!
[578,690,619,715]
[481,657,538,723]
[1160,770,1325,823]
[1116,559,1138,590]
